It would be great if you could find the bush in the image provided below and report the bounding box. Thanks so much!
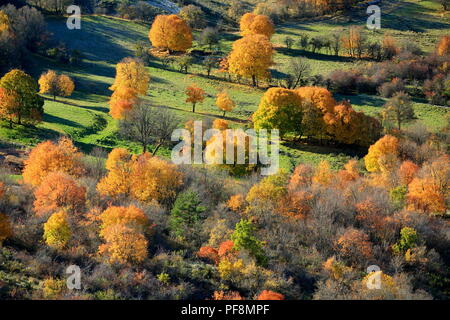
[378,78,405,98]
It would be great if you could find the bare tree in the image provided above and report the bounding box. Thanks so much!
[278,58,311,89]
[119,101,179,155]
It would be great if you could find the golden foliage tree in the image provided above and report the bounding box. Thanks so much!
[337,228,373,265]
[43,210,71,249]
[96,148,133,199]
[109,58,149,119]
[239,13,275,39]
[185,83,205,113]
[149,14,193,53]
[99,224,148,265]
[99,205,149,238]
[364,135,399,173]
[97,150,183,204]
[228,34,273,87]
[22,137,85,187]
[407,177,446,215]
[216,90,235,116]
[0,87,20,128]
[38,70,75,100]
[0,213,12,245]
[312,160,333,186]
[33,172,86,217]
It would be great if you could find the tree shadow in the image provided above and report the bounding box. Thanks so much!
[43,114,85,129]
[277,47,355,63]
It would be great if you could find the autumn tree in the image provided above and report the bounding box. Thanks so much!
[185,83,206,113]
[33,172,86,216]
[398,160,419,185]
[382,92,415,130]
[22,137,85,187]
[43,210,71,249]
[239,13,275,39]
[312,160,333,186]
[0,213,12,245]
[130,153,184,204]
[336,228,373,266]
[0,69,44,125]
[99,205,149,237]
[149,14,193,53]
[109,58,150,119]
[228,34,273,87]
[436,35,450,56]
[97,148,133,199]
[119,102,179,154]
[364,135,399,173]
[341,26,365,58]
[216,90,236,117]
[257,290,284,300]
[38,70,75,100]
[99,224,148,265]
[252,87,304,138]
[407,177,446,215]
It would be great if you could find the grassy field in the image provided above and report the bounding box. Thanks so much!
[0,0,449,172]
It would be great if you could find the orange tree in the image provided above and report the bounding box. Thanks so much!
[149,14,193,53]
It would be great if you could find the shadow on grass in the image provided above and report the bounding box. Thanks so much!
[336,94,386,108]
[277,47,355,63]
[283,140,367,158]
[43,114,85,129]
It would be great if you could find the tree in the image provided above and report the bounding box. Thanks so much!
[109,57,150,119]
[0,69,44,125]
[231,218,267,265]
[149,14,193,53]
[96,148,133,199]
[284,36,294,49]
[43,210,71,249]
[169,190,206,239]
[99,224,148,265]
[199,27,220,51]
[38,70,75,100]
[0,87,20,128]
[341,26,365,58]
[33,171,86,217]
[228,34,273,87]
[382,92,415,130]
[398,160,419,186]
[130,153,184,204]
[22,137,85,187]
[239,13,274,39]
[436,35,450,56]
[216,90,235,116]
[119,102,179,154]
[392,227,418,255]
[252,87,304,138]
[257,290,284,300]
[179,5,205,29]
[185,84,206,113]
[99,205,149,238]
[407,177,446,215]
[278,58,311,89]
[203,56,217,77]
[336,228,373,266]
[0,213,12,245]
[312,160,333,186]
[364,135,399,173]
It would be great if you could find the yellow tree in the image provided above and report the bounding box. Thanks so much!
[216,90,235,116]
[99,205,149,237]
[239,13,274,39]
[130,153,184,204]
[149,14,193,53]
[364,135,399,173]
[22,137,85,187]
[38,70,75,101]
[97,148,133,199]
[109,57,149,119]
[252,87,304,138]
[0,87,20,128]
[43,210,71,249]
[185,83,206,113]
[98,224,148,265]
[228,34,273,87]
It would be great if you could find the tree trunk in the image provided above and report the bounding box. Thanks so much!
[252,75,257,87]
[223,110,226,117]
[152,143,162,156]
[192,103,196,113]
[142,143,147,154]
